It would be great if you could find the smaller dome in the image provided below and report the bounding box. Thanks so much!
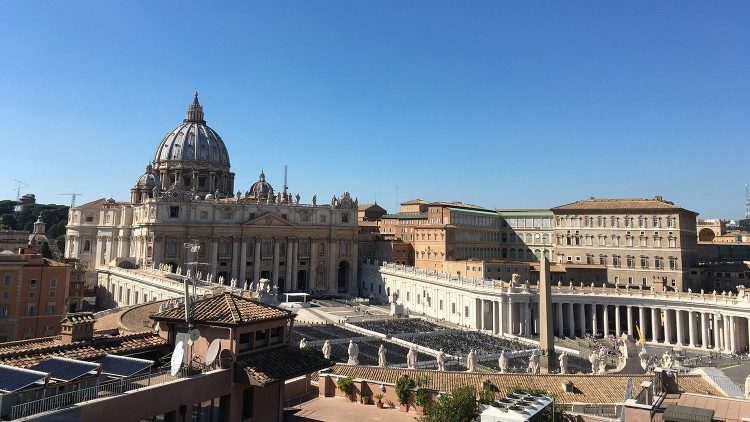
[248,170,274,199]
[135,165,158,188]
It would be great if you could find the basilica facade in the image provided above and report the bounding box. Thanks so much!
[65,94,359,295]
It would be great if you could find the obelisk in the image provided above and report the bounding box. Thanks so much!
[538,250,555,373]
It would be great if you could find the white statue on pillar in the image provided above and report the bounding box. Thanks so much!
[467,349,477,372]
[347,340,359,365]
[498,350,508,373]
[299,338,308,349]
[745,374,750,399]
[436,348,446,371]
[378,344,387,368]
[528,350,540,374]
[322,340,332,360]
[407,345,418,369]
[589,353,599,373]
[559,352,569,375]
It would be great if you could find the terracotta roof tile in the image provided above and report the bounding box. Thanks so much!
[235,345,332,386]
[329,365,722,404]
[552,197,696,214]
[151,292,291,326]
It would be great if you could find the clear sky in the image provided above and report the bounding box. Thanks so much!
[1,2,748,218]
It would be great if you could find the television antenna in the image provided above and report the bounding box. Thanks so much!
[12,180,29,202]
[59,190,83,208]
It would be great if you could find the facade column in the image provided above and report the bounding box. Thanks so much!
[291,239,299,290]
[272,238,280,287]
[492,301,498,334]
[615,306,622,337]
[498,299,505,335]
[209,240,218,279]
[701,312,709,348]
[239,241,248,288]
[309,239,317,290]
[688,311,696,348]
[328,241,337,293]
[627,306,634,337]
[285,240,293,292]
[579,303,587,336]
[231,240,240,282]
[651,307,659,343]
[676,310,684,346]
[602,305,609,336]
[507,300,515,335]
[253,239,261,285]
[664,309,672,345]
[567,303,575,338]
[556,302,563,337]
[591,304,598,336]
[638,306,646,342]
[713,314,722,351]
[729,316,737,353]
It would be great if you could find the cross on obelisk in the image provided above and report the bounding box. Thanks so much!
[538,249,555,373]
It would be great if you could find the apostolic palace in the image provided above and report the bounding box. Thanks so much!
[64,94,360,301]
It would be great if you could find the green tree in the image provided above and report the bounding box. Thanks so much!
[420,386,478,422]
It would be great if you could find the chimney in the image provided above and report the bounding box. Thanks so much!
[59,312,95,344]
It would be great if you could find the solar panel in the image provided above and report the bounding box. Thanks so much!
[29,357,100,382]
[97,355,153,377]
[0,364,48,392]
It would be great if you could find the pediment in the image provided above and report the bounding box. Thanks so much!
[243,212,295,227]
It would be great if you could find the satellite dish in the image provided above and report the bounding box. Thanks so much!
[170,341,185,376]
[188,329,201,344]
[205,339,221,364]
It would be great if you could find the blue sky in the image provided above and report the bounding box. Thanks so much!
[1,2,748,218]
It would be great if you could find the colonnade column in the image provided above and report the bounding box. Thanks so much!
[723,317,732,353]
[701,312,709,348]
[231,240,240,282]
[651,307,659,343]
[729,316,737,353]
[688,311,696,348]
[615,306,622,337]
[602,305,609,336]
[291,240,299,290]
[627,306,634,337]
[272,238,280,287]
[524,301,531,336]
[507,300,515,335]
[638,306,646,341]
[664,309,672,345]
[591,304,598,336]
[676,310,685,346]
[556,302,563,337]
[253,239,261,285]
[492,300,498,334]
[714,315,722,351]
[480,299,486,331]
[567,303,575,337]
[498,299,505,335]
[579,304,587,336]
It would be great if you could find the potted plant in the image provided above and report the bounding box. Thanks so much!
[374,393,384,408]
[336,377,356,401]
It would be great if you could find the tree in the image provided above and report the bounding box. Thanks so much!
[420,386,478,422]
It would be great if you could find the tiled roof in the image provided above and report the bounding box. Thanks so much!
[381,212,427,220]
[151,292,291,326]
[552,197,696,214]
[94,301,167,334]
[235,345,332,386]
[661,393,750,422]
[328,366,722,404]
[0,332,168,368]
[73,198,108,209]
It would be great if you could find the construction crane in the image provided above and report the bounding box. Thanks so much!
[59,190,83,208]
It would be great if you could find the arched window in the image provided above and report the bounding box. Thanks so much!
[83,239,91,253]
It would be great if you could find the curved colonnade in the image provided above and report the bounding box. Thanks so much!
[360,262,750,354]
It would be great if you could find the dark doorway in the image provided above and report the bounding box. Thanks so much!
[218,272,229,285]
[297,270,307,291]
[277,278,284,293]
[337,261,349,293]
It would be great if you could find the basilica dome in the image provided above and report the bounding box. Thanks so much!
[135,165,158,188]
[247,171,274,200]
[150,93,235,197]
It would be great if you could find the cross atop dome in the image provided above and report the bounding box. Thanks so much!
[184,91,206,124]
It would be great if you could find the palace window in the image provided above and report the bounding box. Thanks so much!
[639,237,647,247]
[655,257,663,269]
[340,242,349,256]
[669,257,677,270]
[599,255,607,265]
[3,274,10,286]
[83,239,91,253]
[218,241,230,256]
[627,256,635,268]
[166,241,177,257]
[341,212,349,223]
[653,217,661,228]
[613,255,621,267]
[169,206,180,219]
[612,236,620,246]
[668,237,676,248]
[640,257,649,269]
[586,254,594,265]
[667,217,676,228]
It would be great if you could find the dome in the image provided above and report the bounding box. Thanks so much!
[153,93,230,167]
[135,165,158,188]
[248,171,274,199]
